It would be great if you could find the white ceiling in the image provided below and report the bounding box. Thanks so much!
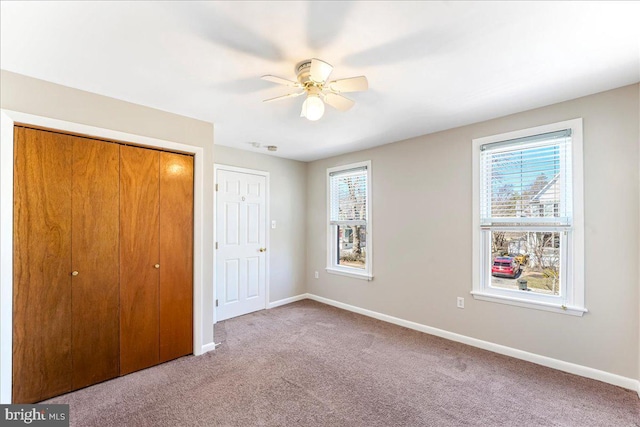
[1,1,639,161]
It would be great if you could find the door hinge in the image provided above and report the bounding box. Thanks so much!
[215,183,218,191]
[215,242,218,249]
[215,299,218,307]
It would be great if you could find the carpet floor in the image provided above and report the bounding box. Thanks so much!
[45,300,639,426]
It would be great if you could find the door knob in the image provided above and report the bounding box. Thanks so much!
[154,264,160,269]
[259,248,267,252]
[71,271,79,276]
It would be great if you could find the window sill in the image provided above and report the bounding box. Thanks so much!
[470,291,587,317]
[326,267,373,281]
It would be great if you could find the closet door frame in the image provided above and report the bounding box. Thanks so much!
[0,110,207,404]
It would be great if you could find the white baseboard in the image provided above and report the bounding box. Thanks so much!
[302,293,640,395]
[267,294,309,309]
[199,342,217,355]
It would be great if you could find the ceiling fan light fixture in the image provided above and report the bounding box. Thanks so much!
[262,58,368,121]
[301,95,325,121]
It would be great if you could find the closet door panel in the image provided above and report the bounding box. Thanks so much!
[13,127,73,403]
[71,137,120,389]
[159,153,194,362]
[120,145,160,375]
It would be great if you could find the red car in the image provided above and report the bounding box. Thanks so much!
[492,256,520,278]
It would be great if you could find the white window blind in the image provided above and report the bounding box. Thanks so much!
[329,166,367,226]
[480,129,572,227]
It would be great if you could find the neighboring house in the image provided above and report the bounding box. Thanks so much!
[504,174,561,268]
[529,173,560,218]
[508,238,527,256]
[339,226,367,250]
[527,173,561,268]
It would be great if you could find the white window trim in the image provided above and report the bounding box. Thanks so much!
[471,119,585,316]
[326,161,373,281]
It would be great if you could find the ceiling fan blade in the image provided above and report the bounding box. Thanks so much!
[309,58,333,83]
[261,75,301,87]
[170,3,284,62]
[328,76,369,93]
[263,92,304,103]
[323,93,355,112]
[307,2,354,50]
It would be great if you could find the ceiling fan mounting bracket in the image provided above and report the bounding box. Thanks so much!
[295,60,312,75]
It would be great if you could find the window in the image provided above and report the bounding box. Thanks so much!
[327,161,372,280]
[472,119,585,316]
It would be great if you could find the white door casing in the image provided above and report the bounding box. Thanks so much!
[215,166,268,321]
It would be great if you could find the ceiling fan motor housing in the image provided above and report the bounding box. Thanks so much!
[295,60,313,84]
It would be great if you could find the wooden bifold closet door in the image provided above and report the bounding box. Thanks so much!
[71,135,120,390]
[119,146,161,375]
[119,147,194,374]
[13,127,194,403]
[159,152,194,363]
[13,127,120,403]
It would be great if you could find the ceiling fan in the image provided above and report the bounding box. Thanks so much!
[261,58,368,121]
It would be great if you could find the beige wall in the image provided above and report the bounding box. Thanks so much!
[306,84,640,379]
[0,70,216,348]
[214,146,307,303]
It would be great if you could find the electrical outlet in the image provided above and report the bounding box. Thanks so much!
[314,271,319,279]
[457,297,464,309]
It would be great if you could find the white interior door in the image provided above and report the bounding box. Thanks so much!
[215,168,267,321]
